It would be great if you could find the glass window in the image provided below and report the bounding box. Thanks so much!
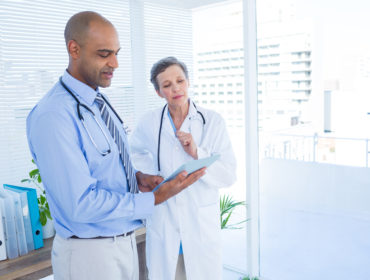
[257,0,370,279]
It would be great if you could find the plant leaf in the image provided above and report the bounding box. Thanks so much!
[40,195,46,205]
[220,194,247,230]
[39,211,47,226]
[45,209,52,220]
[29,169,39,178]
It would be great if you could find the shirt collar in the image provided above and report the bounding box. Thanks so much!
[61,70,99,106]
[164,98,199,120]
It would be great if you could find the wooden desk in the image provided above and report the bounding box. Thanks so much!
[0,229,147,280]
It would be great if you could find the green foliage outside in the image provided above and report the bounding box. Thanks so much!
[240,277,260,280]
[220,194,247,229]
[21,159,52,226]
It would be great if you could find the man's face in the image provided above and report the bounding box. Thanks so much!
[76,21,120,89]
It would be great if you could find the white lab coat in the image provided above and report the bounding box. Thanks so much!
[130,100,236,280]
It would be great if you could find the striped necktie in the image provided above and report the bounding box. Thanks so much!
[95,93,139,193]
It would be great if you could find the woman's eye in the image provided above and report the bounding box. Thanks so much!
[163,84,170,88]
[178,80,184,83]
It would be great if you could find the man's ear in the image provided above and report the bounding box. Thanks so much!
[68,40,81,59]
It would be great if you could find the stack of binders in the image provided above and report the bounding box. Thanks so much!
[0,184,44,260]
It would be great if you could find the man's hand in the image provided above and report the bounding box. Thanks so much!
[153,167,206,205]
[136,171,163,192]
[176,131,198,159]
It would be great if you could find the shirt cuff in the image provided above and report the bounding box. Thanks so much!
[132,192,155,220]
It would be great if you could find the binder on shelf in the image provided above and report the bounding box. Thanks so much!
[4,185,35,252]
[0,190,19,259]
[4,189,28,256]
[0,200,7,260]
[3,185,43,250]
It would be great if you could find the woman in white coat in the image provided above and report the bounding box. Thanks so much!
[130,57,236,280]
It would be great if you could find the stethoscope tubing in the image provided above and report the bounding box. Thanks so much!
[59,76,123,156]
[59,77,124,124]
[157,102,205,172]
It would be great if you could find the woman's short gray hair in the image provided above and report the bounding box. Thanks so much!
[150,57,189,91]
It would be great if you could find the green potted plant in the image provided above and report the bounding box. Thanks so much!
[239,276,260,280]
[220,194,246,229]
[21,159,55,239]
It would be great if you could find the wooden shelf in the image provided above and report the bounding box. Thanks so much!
[0,238,53,280]
[0,229,147,280]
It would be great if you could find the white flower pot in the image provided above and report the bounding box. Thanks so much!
[42,219,55,239]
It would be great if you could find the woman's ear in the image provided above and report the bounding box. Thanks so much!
[156,90,164,98]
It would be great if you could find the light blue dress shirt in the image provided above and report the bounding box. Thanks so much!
[27,71,154,238]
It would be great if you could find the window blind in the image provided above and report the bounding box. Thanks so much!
[0,0,132,185]
[129,0,193,121]
[0,0,194,186]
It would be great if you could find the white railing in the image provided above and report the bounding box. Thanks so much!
[263,133,370,168]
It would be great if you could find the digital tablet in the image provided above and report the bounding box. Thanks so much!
[152,153,220,192]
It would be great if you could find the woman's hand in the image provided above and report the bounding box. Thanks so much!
[136,171,164,192]
[176,131,198,159]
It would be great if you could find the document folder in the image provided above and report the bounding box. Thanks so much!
[0,200,7,260]
[0,190,19,259]
[3,185,43,250]
[4,189,28,256]
[4,185,35,252]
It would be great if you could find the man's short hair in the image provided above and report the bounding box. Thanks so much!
[64,11,112,48]
[150,57,189,91]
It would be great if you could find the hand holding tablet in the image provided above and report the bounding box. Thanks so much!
[152,154,220,192]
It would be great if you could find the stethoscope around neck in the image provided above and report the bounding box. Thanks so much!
[59,76,123,156]
[157,102,205,172]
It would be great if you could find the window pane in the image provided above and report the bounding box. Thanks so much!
[193,1,247,278]
[257,0,370,279]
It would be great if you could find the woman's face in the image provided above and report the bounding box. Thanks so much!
[156,64,189,108]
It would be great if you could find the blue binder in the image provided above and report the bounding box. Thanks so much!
[3,185,44,250]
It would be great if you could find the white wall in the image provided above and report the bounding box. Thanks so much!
[260,159,370,280]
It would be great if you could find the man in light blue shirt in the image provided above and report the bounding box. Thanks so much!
[26,11,205,280]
